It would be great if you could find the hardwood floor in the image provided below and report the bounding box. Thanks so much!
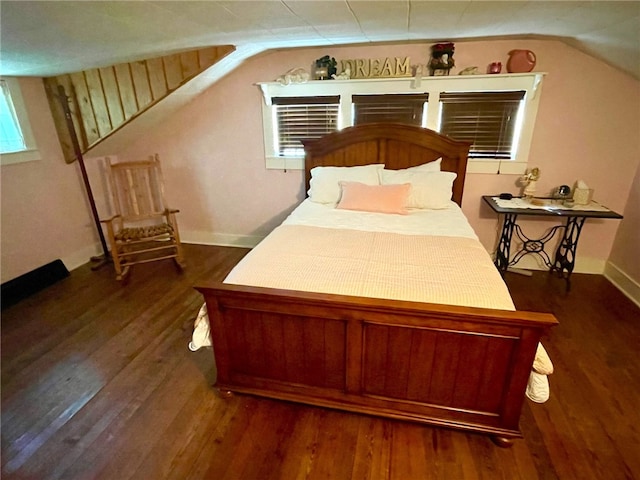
[2,244,639,480]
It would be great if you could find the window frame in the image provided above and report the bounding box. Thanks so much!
[0,77,40,165]
[259,73,544,174]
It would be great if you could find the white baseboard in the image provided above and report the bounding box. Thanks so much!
[62,244,103,272]
[63,232,262,274]
[498,254,605,275]
[604,262,640,309]
[182,230,264,249]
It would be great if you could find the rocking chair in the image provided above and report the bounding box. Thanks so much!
[100,154,185,280]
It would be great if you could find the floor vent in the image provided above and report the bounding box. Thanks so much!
[1,259,70,309]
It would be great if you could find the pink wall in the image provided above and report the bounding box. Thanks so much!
[609,161,640,280]
[119,39,640,274]
[0,78,101,283]
[2,39,638,286]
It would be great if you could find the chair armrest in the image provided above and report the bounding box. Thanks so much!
[100,214,122,224]
[164,208,180,214]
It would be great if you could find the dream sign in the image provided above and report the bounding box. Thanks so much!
[340,57,412,79]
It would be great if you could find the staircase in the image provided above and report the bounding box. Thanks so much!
[44,46,235,163]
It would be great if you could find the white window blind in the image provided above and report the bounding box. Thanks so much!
[439,91,525,159]
[353,93,428,126]
[273,96,340,156]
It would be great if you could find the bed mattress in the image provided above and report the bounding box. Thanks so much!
[224,199,515,311]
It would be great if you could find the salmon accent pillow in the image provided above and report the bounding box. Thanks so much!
[337,181,410,215]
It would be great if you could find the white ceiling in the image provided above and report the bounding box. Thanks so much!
[1,1,640,80]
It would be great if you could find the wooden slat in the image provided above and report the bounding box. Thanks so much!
[383,327,413,399]
[70,71,100,146]
[405,329,437,401]
[84,68,111,138]
[130,60,153,110]
[260,313,287,382]
[99,66,125,128]
[476,337,513,412]
[363,324,388,394]
[303,318,326,386]
[282,316,306,384]
[180,50,200,79]
[114,63,138,120]
[198,45,235,69]
[163,54,183,91]
[146,57,167,101]
[43,76,76,162]
[324,319,346,389]
[60,75,87,155]
[428,332,463,406]
[451,336,490,409]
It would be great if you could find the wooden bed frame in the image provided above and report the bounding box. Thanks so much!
[195,123,558,446]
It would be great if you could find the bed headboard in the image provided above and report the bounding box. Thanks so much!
[302,123,471,206]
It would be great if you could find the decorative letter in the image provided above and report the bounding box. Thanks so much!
[396,57,411,76]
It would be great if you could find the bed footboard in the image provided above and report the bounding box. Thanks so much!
[195,282,558,445]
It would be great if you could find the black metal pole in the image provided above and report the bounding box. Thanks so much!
[55,85,110,266]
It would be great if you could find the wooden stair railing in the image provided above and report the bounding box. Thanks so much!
[44,46,235,164]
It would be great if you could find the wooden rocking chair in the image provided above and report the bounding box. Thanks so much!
[100,154,185,280]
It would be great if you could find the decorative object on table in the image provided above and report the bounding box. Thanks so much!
[573,180,594,205]
[276,67,310,85]
[554,184,572,200]
[331,67,351,80]
[487,62,502,74]
[520,167,540,198]
[458,66,479,75]
[314,55,337,80]
[429,42,455,76]
[482,195,623,291]
[507,49,536,73]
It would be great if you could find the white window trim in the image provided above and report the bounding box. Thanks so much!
[0,77,40,165]
[259,73,545,174]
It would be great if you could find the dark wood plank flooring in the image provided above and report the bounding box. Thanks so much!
[2,244,639,479]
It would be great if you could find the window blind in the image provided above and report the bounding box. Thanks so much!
[439,91,525,159]
[273,96,339,156]
[353,93,428,126]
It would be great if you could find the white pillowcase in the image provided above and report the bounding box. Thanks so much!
[391,158,441,173]
[380,169,456,209]
[308,164,384,204]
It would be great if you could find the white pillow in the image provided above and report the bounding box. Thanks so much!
[308,164,383,204]
[391,158,441,173]
[380,169,456,209]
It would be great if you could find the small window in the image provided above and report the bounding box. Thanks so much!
[272,96,340,156]
[439,91,525,159]
[0,79,27,154]
[0,77,39,165]
[353,93,428,126]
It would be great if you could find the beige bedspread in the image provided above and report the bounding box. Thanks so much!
[224,224,515,311]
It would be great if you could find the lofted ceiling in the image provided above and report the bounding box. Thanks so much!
[1,1,640,80]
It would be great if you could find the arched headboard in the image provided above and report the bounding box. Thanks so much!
[303,123,471,206]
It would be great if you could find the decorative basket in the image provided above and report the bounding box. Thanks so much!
[573,188,593,205]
